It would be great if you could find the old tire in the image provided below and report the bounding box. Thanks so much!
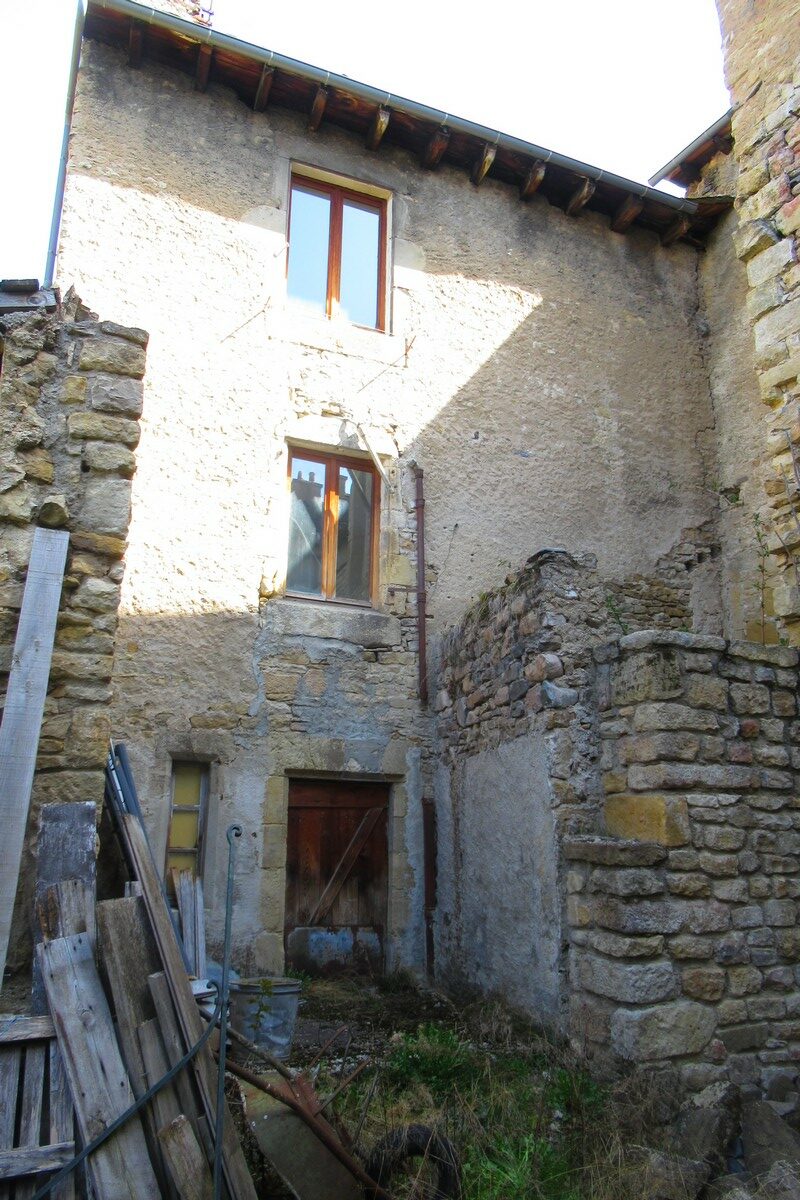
[363,1123,461,1199]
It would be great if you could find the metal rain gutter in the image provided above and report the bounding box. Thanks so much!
[46,0,89,288]
[90,0,699,217]
[648,109,733,187]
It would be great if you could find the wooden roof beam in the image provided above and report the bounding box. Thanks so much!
[253,65,274,112]
[471,142,497,186]
[422,127,450,170]
[128,19,143,68]
[566,177,596,217]
[366,106,391,152]
[309,85,328,132]
[195,44,212,92]
[520,160,546,200]
[610,194,644,234]
[661,215,692,247]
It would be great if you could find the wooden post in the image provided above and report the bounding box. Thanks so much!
[0,528,68,988]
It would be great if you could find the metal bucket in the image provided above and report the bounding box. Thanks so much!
[229,977,302,1061]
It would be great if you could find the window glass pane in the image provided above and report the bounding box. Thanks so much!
[170,809,199,848]
[335,465,373,601]
[288,456,327,595]
[339,200,381,328]
[287,185,331,315]
[173,762,204,807]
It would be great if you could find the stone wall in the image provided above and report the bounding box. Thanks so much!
[0,292,145,973]
[712,0,800,641]
[568,632,800,1098]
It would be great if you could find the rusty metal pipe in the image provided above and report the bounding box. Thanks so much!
[412,465,428,705]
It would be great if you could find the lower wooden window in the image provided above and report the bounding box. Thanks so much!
[166,761,209,880]
[286,448,379,604]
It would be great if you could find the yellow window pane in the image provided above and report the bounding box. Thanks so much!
[173,762,204,807]
[167,851,197,876]
[170,808,199,848]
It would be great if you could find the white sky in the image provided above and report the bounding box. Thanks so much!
[1,0,730,283]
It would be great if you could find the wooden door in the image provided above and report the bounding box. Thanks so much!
[285,779,388,972]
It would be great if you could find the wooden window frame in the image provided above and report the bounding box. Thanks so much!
[165,760,210,883]
[286,447,381,607]
[287,174,388,332]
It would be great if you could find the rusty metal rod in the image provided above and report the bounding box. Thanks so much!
[222,1056,393,1200]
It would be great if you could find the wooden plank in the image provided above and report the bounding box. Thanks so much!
[175,871,197,976]
[147,974,209,1159]
[610,193,644,233]
[158,1115,213,1200]
[366,106,390,151]
[566,177,596,216]
[96,896,160,1099]
[421,127,449,169]
[520,159,546,200]
[15,1042,46,1199]
[128,18,143,67]
[0,1144,75,1179]
[195,43,212,91]
[33,802,96,1004]
[308,808,383,925]
[252,65,273,112]
[0,1047,21,1197]
[123,813,257,1200]
[195,878,207,979]
[308,84,328,132]
[38,933,160,1200]
[0,1016,54,1043]
[471,142,496,186]
[0,527,69,984]
[137,1019,182,1136]
[662,214,692,246]
[49,1042,75,1200]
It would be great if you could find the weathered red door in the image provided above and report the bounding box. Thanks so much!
[285,779,389,973]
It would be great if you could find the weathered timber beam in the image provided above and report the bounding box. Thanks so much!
[309,85,328,132]
[566,177,596,216]
[195,44,212,92]
[661,215,692,246]
[471,142,497,186]
[610,194,644,233]
[128,19,143,68]
[422,127,450,169]
[253,65,274,112]
[520,160,546,200]
[366,106,391,151]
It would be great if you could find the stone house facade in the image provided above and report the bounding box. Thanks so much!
[3,0,800,1095]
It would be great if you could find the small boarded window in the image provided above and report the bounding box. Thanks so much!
[166,761,208,880]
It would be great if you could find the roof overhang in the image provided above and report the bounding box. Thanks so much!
[649,111,734,188]
[83,0,732,247]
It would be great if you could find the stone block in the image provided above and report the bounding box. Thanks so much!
[755,296,800,355]
[701,826,747,852]
[99,320,149,347]
[605,793,690,846]
[667,873,711,898]
[82,441,137,477]
[682,966,725,1001]
[628,763,756,791]
[633,703,718,732]
[747,237,797,287]
[577,954,678,1003]
[70,576,120,613]
[765,899,797,926]
[593,897,685,935]
[720,1024,769,1052]
[78,477,131,537]
[730,683,772,714]
[611,1001,717,1061]
[684,902,731,934]
[734,218,780,261]
[589,867,664,897]
[68,412,141,447]
[668,935,714,960]
[612,650,682,705]
[78,337,146,378]
[87,373,144,416]
[561,837,667,866]
[587,930,664,958]
[685,675,730,709]
[728,965,763,996]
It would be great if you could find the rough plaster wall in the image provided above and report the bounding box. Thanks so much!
[446,737,562,1025]
[57,40,721,967]
[699,205,766,639]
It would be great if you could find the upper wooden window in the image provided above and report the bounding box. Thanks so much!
[286,175,387,331]
[286,448,380,606]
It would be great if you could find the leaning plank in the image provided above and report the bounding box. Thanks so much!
[194,878,207,979]
[49,1042,75,1200]
[147,974,209,1158]
[0,1016,54,1043]
[308,808,384,924]
[158,1115,213,1200]
[176,871,197,975]
[38,933,160,1199]
[137,1019,182,1136]
[0,528,69,985]
[0,1047,21,1197]
[15,1042,46,1199]
[32,802,97,1015]
[0,1144,75,1178]
[124,814,257,1200]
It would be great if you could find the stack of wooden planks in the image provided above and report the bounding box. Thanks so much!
[0,803,257,1200]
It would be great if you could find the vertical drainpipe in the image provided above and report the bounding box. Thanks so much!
[412,464,428,706]
[44,0,88,288]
